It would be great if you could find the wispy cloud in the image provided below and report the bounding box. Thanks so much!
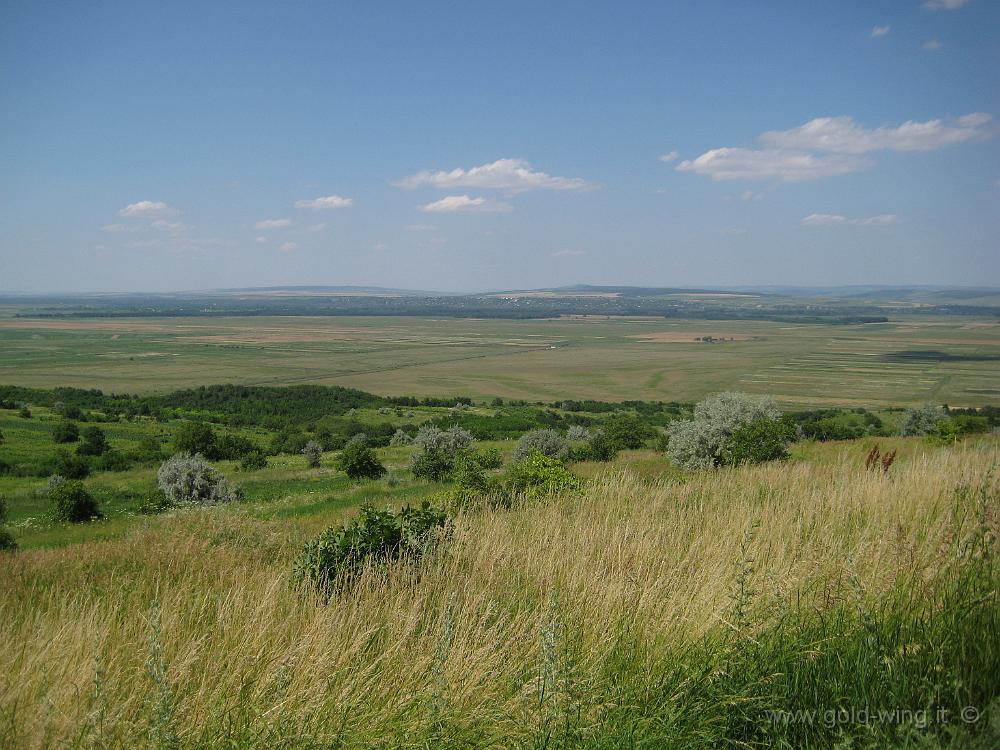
[306,223,328,232]
[923,0,969,10]
[800,213,899,226]
[922,38,943,51]
[658,151,680,162]
[871,25,891,37]
[677,113,992,181]
[118,200,173,217]
[150,219,186,233]
[254,218,291,230]
[294,195,353,209]
[405,223,435,231]
[279,241,298,252]
[420,195,512,213]
[552,249,586,257]
[396,158,594,192]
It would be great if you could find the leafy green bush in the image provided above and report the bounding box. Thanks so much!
[292,502,450,595]
[452,447,504,491]
[719,418,797,466]
[239,450,268,471]
[52,421,80,443]
[512,429,570,463]
[302,440,323,468]
[156,453,240,505]
[48,480,102,523]
[172,420,218,456]
[603,412,654,450]
[54,450,91,479]
[571,429,618,462]
[411,449,455,481]
[76,426,108,456]
[0,496,15,551]
[336,439,386,480]
[409,425,475,481]
[502,451,581,499]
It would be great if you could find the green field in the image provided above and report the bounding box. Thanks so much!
[2,314,999,407]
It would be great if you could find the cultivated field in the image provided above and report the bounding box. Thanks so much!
[2,314,999,407]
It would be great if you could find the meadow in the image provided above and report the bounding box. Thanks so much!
[1,437,997,747]
[1,313,1000,407]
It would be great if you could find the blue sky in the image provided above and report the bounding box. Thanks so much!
[1,0,998,293]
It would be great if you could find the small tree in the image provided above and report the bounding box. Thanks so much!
[566,424,590,442]
[720,418,797,466]
[0,496,16,551]
[512,429,570,463]
[389,428,413,446]
[173,420,218,457]
[156,453,239,505]
[603,413,654,450]
[76,426,108,456]
[302,440,323,469]
[239,450,268,471]
[336,440,386,481]
[48,480,102,523]
[900,403,946,436]
[54,450,91,479]
[18,406,32,419]
[52,421,80,444]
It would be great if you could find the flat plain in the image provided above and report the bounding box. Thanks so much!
[2,313,999,406]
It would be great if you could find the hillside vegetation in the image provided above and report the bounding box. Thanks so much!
[1,441,997,748]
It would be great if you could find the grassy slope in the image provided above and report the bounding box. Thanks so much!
[1,438,997,748]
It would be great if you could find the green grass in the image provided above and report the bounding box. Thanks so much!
[2,314,999,407]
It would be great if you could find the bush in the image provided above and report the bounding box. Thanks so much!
[76,426,108,456]
[573,428,618,462]
[292,502,450,595]
[52,421,80,443]
[156,453,240,505]
[302,440,323,468]
[566,424,590,441]
[603,412,654,450]
[0,496,15,551]
[18,406,31,419]
[136,490,174,515]
[336,439,386,480]
[452,447,504,491]
[719,418,797,466]
[214,433,260,461]
[48,480,102,523]
[54,450,91,479]
[413,425,474,457]
[666,392,786,470]
[135,434,164,459]
[512,429,570,463]
[239,450,268,471]
[502,451,580,499]
[411,449,455,482]
[173,420,217,457]
[900,403,946,436]
[389,428,413,446]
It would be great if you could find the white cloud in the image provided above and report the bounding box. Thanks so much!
[150,219,185,233]
[373,242,389,252]
[871,25,891,37]
[396,158,594,192]
[801,213,899,226]
[279,242,298,253]
[741,190,763,201]
[255,236,268,243]
[101,223,131,232]
[658,151,680,162]
[420,195,512,213]
[306,223,328,232]
[760,113,990,154]
[118,200,172,217]
[676,148,866,181]
[924,0,969,10]
[294,195,353,209]
[922,38,943,51]
[552,249,586,257]
[678,112,993,181]
[254,218,291,230]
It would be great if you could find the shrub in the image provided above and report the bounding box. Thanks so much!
[214,433,260,460]
[18,406,31,419]
[302,440,323,468]
[52,421,80,444]
[389,428,413,446]
[173,420,217,457]
[666,392,785,470]
[336,439,386,480]
[512,429,570,463]
[574,428,618,462]
[48,480,102,523]
[566,424,590,441]
[54,450,91,479]
[502,451,581,499]
[719,418,797,466]
[603,412,654,450]
[292,502,450,595]
[156,453,240,505]
[452,447,504,491]
[76,426,108,456]
[136,434,164,459]
[413,426,474,457]
[136,490,174,515]
[900,403,946,436]
[411,449,455,482]
[0,429,4,445]
[239,450,268,471]
[0,496,15,551]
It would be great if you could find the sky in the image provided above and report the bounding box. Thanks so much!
[1,0,998,293]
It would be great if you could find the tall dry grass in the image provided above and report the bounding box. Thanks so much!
[1,442,997,748]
